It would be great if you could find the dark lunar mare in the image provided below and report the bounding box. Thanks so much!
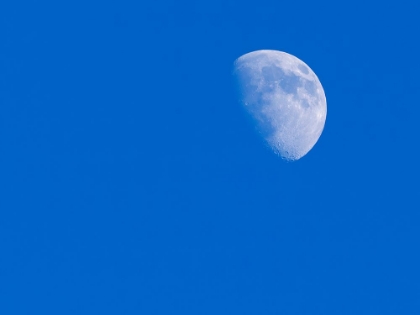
[261,66,302,95]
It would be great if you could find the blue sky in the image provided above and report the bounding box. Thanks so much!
[1,0,419,314]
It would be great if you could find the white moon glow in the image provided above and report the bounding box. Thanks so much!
[233,50,327,161]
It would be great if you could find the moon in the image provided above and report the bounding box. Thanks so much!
[233,50,327,161]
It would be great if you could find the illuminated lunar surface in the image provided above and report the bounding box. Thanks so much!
[233,50,327,161]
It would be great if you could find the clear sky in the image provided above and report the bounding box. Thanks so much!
[1,0,419,314]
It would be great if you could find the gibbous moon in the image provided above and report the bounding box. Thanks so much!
[233,50,327,161]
